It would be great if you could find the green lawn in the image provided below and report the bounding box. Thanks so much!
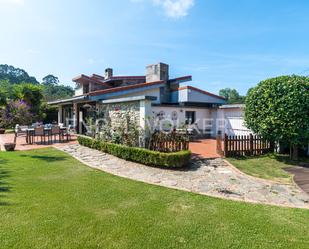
[0,149,309,249]
[226,154,307,184]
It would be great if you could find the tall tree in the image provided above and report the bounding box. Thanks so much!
[219,88,245,104]
[42,74,60,85]
[42,84,74,101]
[41,74,74,101]
[0,64,39,84]
[245,75,309,160]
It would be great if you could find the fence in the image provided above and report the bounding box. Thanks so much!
[217,133,274,157]
[148,132,189,153]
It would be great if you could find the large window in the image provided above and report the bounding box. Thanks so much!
[62,106,73,125]
[185,111,196,125]
[83,84,90,94]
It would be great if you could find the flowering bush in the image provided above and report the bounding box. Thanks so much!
[0,100,33,128]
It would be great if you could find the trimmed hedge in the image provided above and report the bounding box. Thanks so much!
[77,135,191,168]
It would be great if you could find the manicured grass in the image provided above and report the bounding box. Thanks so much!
[226,154,308,184]
[0,149,308,249]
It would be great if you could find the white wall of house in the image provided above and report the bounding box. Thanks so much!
[217,107,251,136]
[178,88,226,104]
[151,106,212,131]
[151,105,252,136]
[75,87,83,96]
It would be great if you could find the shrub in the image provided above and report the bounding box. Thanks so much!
[245,75,309,160]
[0,100,33,128]
[78,135,191,168]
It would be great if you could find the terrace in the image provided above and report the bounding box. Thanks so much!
[0,127,77,151]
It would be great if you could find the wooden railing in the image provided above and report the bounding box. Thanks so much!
[217,133,274,157]
[216,133,224,156]
[148,132,189,153]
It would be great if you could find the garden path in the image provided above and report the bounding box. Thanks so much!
[56,144,309,209]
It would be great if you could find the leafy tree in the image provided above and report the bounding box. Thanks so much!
[0,86,7,106]
[11,83,44,121]
[219,88,245,104]
[41,74,74,101]
[0,64,39,84]
[15,84,43,107]
[42,74,59,85]
[0,66,72,121]
[42,84,74,102]
[245,75,309,160]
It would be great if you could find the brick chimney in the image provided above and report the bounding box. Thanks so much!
[105,68,113,79]
[146,62,169,83]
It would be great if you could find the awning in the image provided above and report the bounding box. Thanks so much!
[101,95,157,104]
[47,95,88,105]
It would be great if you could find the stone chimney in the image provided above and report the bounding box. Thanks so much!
[105,68,113,79]
[146,62,169,83]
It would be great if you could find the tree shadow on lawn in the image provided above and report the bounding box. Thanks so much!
[272,154,309,168]
[19,154,67,163]
[0,160,11,206]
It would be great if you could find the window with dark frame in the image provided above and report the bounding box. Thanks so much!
[185,111,196,125]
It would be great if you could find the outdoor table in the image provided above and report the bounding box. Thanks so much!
[26,127,68,144]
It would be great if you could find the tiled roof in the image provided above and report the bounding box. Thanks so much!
[88,80,165,96]
[87,75,192,96]
[169,75,192,82]
[73,74,145,83]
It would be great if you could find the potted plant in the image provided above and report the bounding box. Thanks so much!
[3,134,17,151]
[4,143,16,151]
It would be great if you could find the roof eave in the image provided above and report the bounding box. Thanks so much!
[101,95,157,104]
[47,95,88,105]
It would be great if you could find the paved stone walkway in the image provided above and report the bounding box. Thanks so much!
[56,144,309,209]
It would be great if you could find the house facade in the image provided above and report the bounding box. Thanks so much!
[49,62,247,137]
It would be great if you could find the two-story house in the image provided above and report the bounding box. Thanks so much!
[49,62,248,136]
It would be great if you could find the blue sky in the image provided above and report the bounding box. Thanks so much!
[1,0,309,95]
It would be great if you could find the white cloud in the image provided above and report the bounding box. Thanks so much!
[86,58,106,65]
[0,0,24,6]
[131,0,194,18]
[25,48,39,55]
[87,58,95,65]
[153,0,194,18]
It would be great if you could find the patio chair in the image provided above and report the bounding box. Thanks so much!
[60,127,71,142]
[34,126,46,144]
[15,125,28,137]
[51,126,62,143]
